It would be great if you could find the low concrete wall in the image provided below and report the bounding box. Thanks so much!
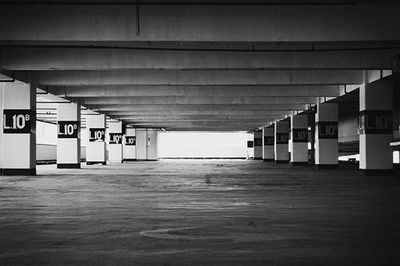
[36,144,86,164]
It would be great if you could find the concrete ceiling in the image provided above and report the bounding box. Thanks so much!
[0,2,399,131]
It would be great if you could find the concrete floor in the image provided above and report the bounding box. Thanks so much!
[1,160,400,265]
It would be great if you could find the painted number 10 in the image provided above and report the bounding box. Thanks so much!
[6,114,30,130]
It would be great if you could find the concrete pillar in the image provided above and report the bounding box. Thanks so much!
[274,120,289,163]
[123,128,136,161]
[108,121,123,163]
[359,80,393,175]
[253,130,263,160]
[0,82,36,175]
[315,102,338,169]
[262,126,274,161]
[246,133,254,159]
[136,129,158,160]
[290,114,309,165]
[57,103,81,168]
[146,129,159,161]
[86,114,106,165]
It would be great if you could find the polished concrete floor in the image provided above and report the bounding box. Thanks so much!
[1,160,400,265]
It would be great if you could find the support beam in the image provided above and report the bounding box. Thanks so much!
[92,104,309,112]
[0,81,36,175]
[274,120,289,163]
[262,126,274,162]
[253,130,262,160]
[290,113,309,165]
[57,102,81,168]
[86,114,106,165]
[48,85,341,97]
[315,102,338,169]
[20,70,364,86]
[359,78,393,175]
[2,48,398,70]
[81,96,317,105]
[0,5,399,42]
[108,121,123,163]
[123,128,136,162]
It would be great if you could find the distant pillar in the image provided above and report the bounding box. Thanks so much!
[123,128,136,161]
[108,121,123,163]
[0,82,36,175]
[262,126,274,161]
[246,133,254,159]
[57,103,81,168]
[290,114,309,165]
[315,102,338,169]
[253,130,263,160]
[359,80,393,175]
[274,120,289,163]
[86,114,106,165]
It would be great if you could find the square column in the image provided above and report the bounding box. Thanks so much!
[253,130,263,160]
[315,102,338,169]
[146,129,159,161]
[274,120,289,163]
[108,121,123,163]
[0,82,36,175]
[359,81,393,175]
[246,133,254,159]
[290,114,309,165]
[57,103,81,168]
[86,114,106,165]
[262,126,274,161]
[123,128,136,161]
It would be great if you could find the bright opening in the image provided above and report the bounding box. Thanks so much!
[158,131,252,159]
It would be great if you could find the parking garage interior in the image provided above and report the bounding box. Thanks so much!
[1,0,400,265]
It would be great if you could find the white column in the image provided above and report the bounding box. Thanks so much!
[123,128,136,161]
[290,114,309,165]
[274,120,289,163]
[108,121,123,163]
[57,103,81,168]
[253,130,263,160]
[86,114,106,165]
[146,129,159,161]
[262,126,274,161]
[359,80,393,175]
[246,133,254,159]
[315,102,338,169]
[136,129,147,160]
[0,81,36,175]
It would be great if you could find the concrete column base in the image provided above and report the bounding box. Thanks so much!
[290,162,309,166]
[315,164,339,170]
[275,160,289,164]
[360,169,393,176]
[86,161,106,165]
[0,168,36,176]
[57,163,81,169]
[263,159,274,162]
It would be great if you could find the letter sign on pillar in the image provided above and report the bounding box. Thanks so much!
[3,110,32,134]
[264,136,274,146]
[276,133,289,144]
[359,110,392,135]
[125,136,136,146]
[292,129,308,143]
[58,121,80,138]
[317,122,338,139]
[109,133,123,144]
[89,128,105,142]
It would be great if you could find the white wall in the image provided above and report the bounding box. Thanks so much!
[158,132,248,158]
